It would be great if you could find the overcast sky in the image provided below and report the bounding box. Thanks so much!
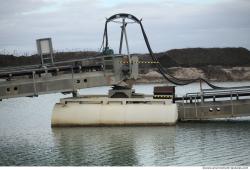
[0,0,250,55]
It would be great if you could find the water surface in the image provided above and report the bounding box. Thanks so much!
[0,83,250,166]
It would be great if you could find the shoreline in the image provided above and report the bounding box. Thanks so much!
[134,79,250,85]
[137,67,250,83]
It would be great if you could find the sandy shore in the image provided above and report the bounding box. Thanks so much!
[136,67,250,84]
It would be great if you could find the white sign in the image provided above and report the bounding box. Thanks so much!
[40,39,51,54]
[36,38,53,55]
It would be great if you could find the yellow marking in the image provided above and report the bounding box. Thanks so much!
[138,61,159,64]
[153,95,172,99]
[119,61,159,64]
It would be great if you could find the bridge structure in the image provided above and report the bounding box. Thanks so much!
[177,87,250,120]
[0,54,138,100]
[1,54,250,122]
[1,13,250,123]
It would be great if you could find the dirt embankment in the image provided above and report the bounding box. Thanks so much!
[138,47,250,82]
[157,47,250,67]
[137,67,250,84]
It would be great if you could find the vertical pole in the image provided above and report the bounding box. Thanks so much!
[50,53,54,65]
[122,18,132,75]
[32,71,37,96]
[182,96,186,120]
[71,67,77,97]
[200,79,204,103]
[123,18,130,57]
[231,92,234,117]
[195,96,198,119]
[119,25,124,54]
[49,39,54,65]
[40,54,44,66]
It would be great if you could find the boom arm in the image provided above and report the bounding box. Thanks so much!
[0,55,138,100]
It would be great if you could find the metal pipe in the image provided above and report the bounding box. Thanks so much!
[32,71,37,96]
[119,25,124,54]
[122,18,132,75]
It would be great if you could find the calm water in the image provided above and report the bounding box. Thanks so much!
[0,82,250,166]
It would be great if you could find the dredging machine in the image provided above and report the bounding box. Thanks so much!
[1,13,250,126]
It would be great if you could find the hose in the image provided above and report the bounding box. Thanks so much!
[101,13,249,89]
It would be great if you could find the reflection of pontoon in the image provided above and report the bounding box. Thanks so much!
[52,126,176,165]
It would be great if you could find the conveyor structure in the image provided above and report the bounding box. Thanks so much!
[1,13,250,126]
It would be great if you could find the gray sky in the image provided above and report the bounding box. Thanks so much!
[0,0,250,55]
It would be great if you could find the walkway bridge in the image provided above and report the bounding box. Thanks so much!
[177,87,250,120]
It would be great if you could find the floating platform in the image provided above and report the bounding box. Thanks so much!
[51,95,178,127]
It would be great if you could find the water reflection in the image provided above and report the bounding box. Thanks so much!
[51,122,250,166]
[52,126,176,166]
[1,83,250,166]
[174,121,250,166]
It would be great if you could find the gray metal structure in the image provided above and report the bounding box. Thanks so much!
[36,38,54,66]
[178,99,250,120]
[178,87,250,120]
[1,13,250,122]
[0,55,138,100]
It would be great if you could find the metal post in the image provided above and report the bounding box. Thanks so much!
[71,67,77,97]
[40,54,44,66]
[49,40,54,65]
[32,71,37,96]
[50,53,54,65]
[122,18,132,75]
[199,79,202,91]
[72,91,78,98]
[123,18,130,57]
[195,96,198,119]
[182,96,186,120]
[231,92,234,117]
[119,25,124,54]
[200,79,204,103]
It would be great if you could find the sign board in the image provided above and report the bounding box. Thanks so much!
[36,38,54,65]
[36,38,53,55]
